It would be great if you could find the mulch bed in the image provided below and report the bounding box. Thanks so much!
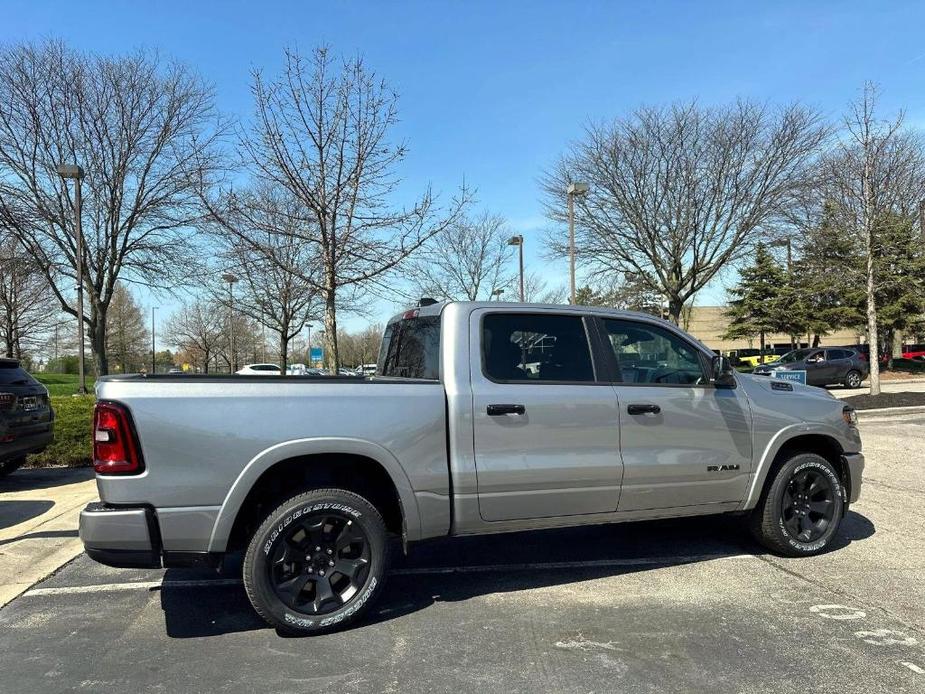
[842,391,925,410]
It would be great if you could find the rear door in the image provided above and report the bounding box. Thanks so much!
[824,349,852,383]
[598,317,752,511]
[470,309,622,521]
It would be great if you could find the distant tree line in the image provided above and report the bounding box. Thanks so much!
[0,39,922,396]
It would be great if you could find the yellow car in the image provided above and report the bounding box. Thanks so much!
[726,349,780,368]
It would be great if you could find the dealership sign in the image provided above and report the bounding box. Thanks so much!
[771,369,807,385]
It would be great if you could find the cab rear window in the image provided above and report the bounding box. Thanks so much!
[377,316,441,380]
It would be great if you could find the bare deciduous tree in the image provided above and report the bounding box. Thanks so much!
[405,211,515,301]
[0,233,55,358]
[822,84,925,395]
[211,47,467,370]
[205,186,321,371]
[542,100,830,323]
[0,40,220,374]
[162,300,225,374]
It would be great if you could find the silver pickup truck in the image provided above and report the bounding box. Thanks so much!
[79,301,864,634]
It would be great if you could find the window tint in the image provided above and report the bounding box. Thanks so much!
[377,315,441,379]
[827,349,850,360]
[0,362,34,385]
[603,319,705,385]
[482,313,594,382]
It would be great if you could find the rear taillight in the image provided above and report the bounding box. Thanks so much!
[93,401,143,475]
[0,393,14,409]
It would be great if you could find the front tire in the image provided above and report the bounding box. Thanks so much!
[749,453,844,557]
[243,488,390,634]
[844,370,863,389]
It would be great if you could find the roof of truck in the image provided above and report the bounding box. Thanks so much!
[389,300,673,325]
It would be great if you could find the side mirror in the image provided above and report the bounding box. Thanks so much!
[711,355,737,388]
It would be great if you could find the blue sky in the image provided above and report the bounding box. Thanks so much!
[3,0,925,335]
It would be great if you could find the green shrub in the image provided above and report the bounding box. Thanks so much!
[26,395,95,468]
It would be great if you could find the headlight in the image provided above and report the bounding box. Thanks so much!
[842,406,858,427]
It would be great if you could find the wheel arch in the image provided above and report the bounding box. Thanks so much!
[208,438,420,553]
[742,428,850,511]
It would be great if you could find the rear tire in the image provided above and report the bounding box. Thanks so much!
[0,456,25,478]
[243,488,389,635]
[749,453,844,557]
[844,370,862,389]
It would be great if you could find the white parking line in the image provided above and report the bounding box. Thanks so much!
[20,553,756,597]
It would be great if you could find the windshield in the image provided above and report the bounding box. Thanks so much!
[778,348,815,364]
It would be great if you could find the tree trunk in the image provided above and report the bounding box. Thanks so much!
[91,314,109,376]
[280,336,289,373]
[759,331,766,358]
[322,286,339,371]
[667,296,684,325]
[865,240,881,395]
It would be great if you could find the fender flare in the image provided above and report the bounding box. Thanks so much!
[740,423,847,511]
[207,437,421,552]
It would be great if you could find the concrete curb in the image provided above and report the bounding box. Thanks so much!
[857,405,925,417]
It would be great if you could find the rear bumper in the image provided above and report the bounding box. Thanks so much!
[78,502,161,568]
[0,427,53,461]
[843,452,865,504]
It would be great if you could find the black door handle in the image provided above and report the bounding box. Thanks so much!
[487,403,526,416]
[627,403,661,415]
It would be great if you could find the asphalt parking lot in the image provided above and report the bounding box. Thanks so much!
[1,413,923,694]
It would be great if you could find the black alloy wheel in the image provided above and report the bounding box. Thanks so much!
[243,488,389,634]
[781,467,837,543]
[270,511,371,615]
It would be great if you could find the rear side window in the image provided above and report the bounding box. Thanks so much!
[827,349,850,360]
[482,313,595,382]
[377,316,441,379]
[0,362,35,385]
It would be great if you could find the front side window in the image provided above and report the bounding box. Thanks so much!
[603,319,706,385]
[482,313,594,382]
[377,315,441,379]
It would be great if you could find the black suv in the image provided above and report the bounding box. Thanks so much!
[0,359,54,477]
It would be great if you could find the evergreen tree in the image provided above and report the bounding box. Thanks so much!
[871,213,925,356]
[723,244,788,354]
[790,202,865,345]
[105,283,150,373]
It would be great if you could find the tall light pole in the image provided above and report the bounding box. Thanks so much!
[566,182,589,304]
[56,164,88,394]
[150,306,158,374]
[222,272,239,372]
[491,288,505,301]
[508,235,525,302]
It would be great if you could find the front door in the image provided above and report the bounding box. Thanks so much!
[471,310,623,522]
[599,318,752,511]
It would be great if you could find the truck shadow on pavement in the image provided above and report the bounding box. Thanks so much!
[0,500,54,531]
[158,511,876,639]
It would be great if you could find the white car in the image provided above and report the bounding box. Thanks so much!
[236,363,281,376]
[285,363,307,375]
[359,363,377,376]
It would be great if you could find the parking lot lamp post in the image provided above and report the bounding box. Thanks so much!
[770,238,792,272]
[508,235,525,301]
[56,164,88,394]
[566,182,589,304]
[491,288,505,301]
[222,273,239,372]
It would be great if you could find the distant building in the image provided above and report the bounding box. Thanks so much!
[683,306,863,352]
